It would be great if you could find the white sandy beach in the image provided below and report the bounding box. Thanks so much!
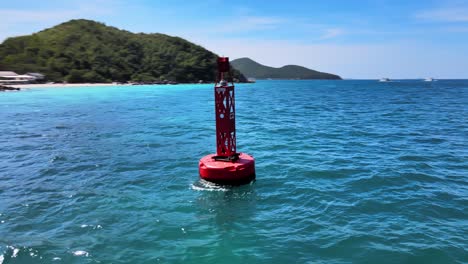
[8,83,121,89]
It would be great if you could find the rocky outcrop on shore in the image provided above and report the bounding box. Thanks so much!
[0,85,20,91]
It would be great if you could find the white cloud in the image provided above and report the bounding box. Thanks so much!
[215,15,286,34]
[0,0,116,24]
[415,7,468,22]
[445,26,468,32]
[0,0,119,42]
[319,28,344,40]
[0,9,83,23]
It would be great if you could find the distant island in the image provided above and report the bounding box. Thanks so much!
[0,19,246,83]
[231,57,341,80]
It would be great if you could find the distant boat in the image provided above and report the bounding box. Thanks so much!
[424,77,435,82]
[379,78,390,82]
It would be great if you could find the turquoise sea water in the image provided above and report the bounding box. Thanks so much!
[0,80,467,263]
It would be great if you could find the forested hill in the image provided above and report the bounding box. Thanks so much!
[0,19,246,83]
[231,57,341,80]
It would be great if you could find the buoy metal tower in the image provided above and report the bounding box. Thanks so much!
[199,57,256,185]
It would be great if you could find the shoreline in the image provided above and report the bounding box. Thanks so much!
[5,82,221,89]
[7,83,121,89]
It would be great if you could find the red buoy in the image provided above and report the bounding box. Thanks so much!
[198,57,256,185]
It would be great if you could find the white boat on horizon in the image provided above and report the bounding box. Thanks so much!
[424,77,435,82]
[379,78,390,82]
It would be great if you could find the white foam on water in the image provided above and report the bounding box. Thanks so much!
[5,246,19,258]
[80,224,102,229]
[0,254,4,264]
[53,257,61,261]
[191,180,229,192]
[12,248,19,258]
[73,250,88,257]
[28,248,39,258]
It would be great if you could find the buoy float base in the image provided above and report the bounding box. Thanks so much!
[199,153,256,186]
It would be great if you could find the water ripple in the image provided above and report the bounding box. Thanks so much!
[0,80,467,263]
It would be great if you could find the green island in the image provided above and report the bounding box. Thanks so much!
[231,57,341,80]
[0,19,247,83]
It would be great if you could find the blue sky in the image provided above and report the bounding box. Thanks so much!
[1,0,468,78]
